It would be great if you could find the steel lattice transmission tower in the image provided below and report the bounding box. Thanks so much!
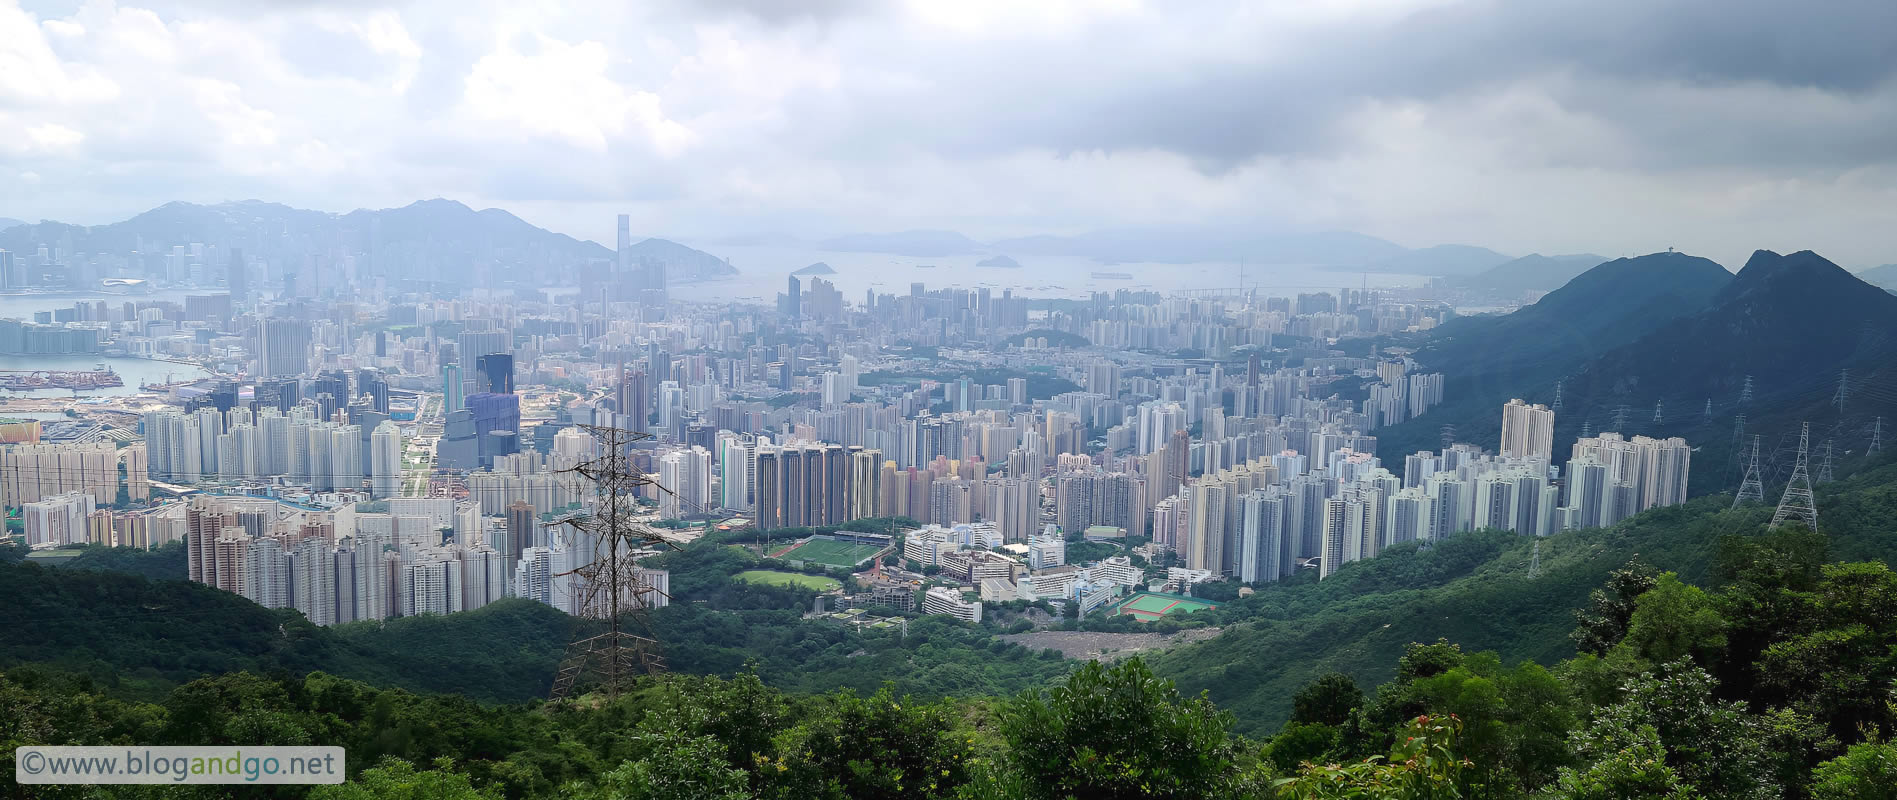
[549,424,674,701]
[1733,435,1765,508]
[1552,381,1564,412]
[1703,398,1713,423]
[1873,417,1885,455]
[1770,422,1820,529]
[1834,369,1849,414]
[1526,538,1541,580]
[1817,439,1835,483]
[1740,375,1754,406]
[1611,404,1630,432]
[1653,400,1664,425]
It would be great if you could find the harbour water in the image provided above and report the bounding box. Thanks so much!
[666,245,1428,305]
[0,355,208,398]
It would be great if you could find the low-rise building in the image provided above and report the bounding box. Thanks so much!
[922,585,982,624]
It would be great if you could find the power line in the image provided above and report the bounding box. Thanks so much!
[548,424,673,701]
[1733,435,1764,508]
[1770,422,1819,530]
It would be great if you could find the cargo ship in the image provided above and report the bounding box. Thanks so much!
[0,368,125,392]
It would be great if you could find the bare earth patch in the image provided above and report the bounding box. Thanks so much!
[998,627,1223,661]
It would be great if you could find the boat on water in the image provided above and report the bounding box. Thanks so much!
[1091,271,1134,279]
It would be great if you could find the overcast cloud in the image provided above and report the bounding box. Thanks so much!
[3,0,1896,267]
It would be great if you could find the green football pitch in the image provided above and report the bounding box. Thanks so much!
[734,570,842,591]
[1113,592,1216,621]
[779,537,884,569]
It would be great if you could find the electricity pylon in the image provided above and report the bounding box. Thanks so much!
[1733,435,1765,508]
[549,424,673,701]
[1873,417,1884,455]
[1834,369,1849,414]
[1817,439,1835,483]
[1740,375,1753,406]
[1770,422,1820,529]
[1653,400,1664,425]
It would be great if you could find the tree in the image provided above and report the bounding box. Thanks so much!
[1000,658,1239,800]
[1619,573,1726,666]
[766,686,972,800]
[1811,739,1897,800]
[1274,714,1469,800]
[1572,562,1657,656]
[1538,724,1695,800]
[311,758,501,800]
[1291,673,1364,728]
[584,733,749,800]
[1568,661,1775,800]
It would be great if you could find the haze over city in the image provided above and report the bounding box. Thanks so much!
[5,2,1897,798]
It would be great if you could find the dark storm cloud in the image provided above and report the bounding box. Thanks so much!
[845,0,1897,171]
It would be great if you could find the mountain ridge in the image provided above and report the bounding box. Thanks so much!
[0,198,737,284]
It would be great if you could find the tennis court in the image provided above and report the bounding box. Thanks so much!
[778,536,886,569]
[1112,591,1217,621]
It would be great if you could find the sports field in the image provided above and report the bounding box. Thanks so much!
[777,537,885,569]
[1112,591,1217,622]
[734,570,842,591]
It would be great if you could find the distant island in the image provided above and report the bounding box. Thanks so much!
[976,254,1021,268]
[792,262,837,275]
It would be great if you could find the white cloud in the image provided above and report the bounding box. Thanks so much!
[1,0,1895,269]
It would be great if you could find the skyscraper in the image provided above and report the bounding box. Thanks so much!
[227,247,248,302]
[1499,399,1555,461]
[258,318,312,378]
[370,420,402,498]
[442,363,464,413]
[475,353,515,394]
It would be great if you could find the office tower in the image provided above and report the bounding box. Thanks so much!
[1499,399,1555,461]
[786,275,802,319]
[355,369,390,414]
[370,421,402,498]
[468,393,521,469]
[475,353,515,395]
[0,250,15,291]
[442,364,464,413]
[616,213,632,275]
[227,247,248,302]
[258,318,312,378]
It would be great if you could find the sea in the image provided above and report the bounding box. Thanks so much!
[0,289,211,397]
[665,245,1429,305]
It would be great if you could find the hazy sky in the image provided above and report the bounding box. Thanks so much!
[4,0,1896,267]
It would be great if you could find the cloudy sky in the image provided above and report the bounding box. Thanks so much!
[3,0,1896,267]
